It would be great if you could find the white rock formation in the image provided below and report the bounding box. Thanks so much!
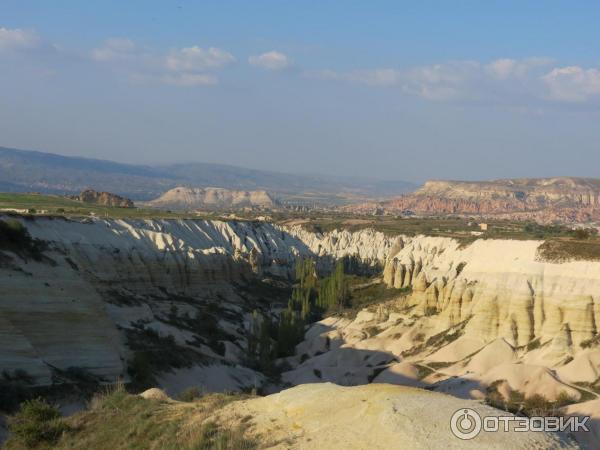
[146,186,276,209]
[0,217,397,387]
[382,236,600,348]
[215,383,579,449]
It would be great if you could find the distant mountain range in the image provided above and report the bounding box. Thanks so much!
[0,146,416,204]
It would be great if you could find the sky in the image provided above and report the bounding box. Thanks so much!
[1,1,600,183]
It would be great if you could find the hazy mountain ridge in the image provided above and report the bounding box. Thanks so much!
[0,146,415,203]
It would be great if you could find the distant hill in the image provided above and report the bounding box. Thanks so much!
[0,146,415,204]
[70,189,135,208]
[344,177,600,223]
[146,187,275,210]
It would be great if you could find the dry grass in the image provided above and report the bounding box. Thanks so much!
[537,238,600,262]
[4,384,259,450]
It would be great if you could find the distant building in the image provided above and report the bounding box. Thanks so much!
[478,223,488,231]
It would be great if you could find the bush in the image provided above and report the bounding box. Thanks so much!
[127,351,157,390]
[0,370,34,413]
[424,307,437,317]
[192,421,257,450]
[8,398,70,447]
[178,386,203,402]
[0,219,46,260]
[526,338,541,351]
[88,382,129,412]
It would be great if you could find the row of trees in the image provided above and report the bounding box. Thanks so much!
[247,257,350,373]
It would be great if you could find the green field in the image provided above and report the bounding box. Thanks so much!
[0,192,217,220]
[275,212,586,241]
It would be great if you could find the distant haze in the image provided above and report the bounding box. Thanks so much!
[0,146,416,202]
[2,2,600,182]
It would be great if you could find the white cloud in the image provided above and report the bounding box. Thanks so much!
[248,51,293,71]
[91,38,136,62]
[312,61,481,100]
[0,27,41,52]
[91,40,234,87]
[306,68,401,87]
[485,57,553,80]
[402,61,480,100]
[160,73,218,86]
[310,58,572,103]
[541,66,600,102]
[166,46,235,72]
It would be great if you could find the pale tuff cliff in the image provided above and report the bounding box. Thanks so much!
[146,186,276,210]
[382,235,600,348]
[282,234,600,447]
[3,218,599,447]
[345,177,600,223]
[0,216,394,388]
[3,217,600,385]
[213,383,578,449]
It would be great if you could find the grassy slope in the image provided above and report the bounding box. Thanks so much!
[4,387,257,450]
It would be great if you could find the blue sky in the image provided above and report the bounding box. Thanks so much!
[1,1,600,182]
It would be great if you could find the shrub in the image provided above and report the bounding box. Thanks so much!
[178,386,203,402]
[8,398,70,447]
[523,394,553,416]
[484,380,506,410]
[191,421,257,450]
[127,351,157,390]
[0,219,46,260]
[526,338,541,351]
[554,391,576,408]
[424,307,437,317]
[0,370,34,413]
[88,382,129,412]
[366,326,380,337]
[580,334,600,349]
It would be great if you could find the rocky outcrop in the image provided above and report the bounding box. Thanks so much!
[382,236,600,348]
[146,187,276,210]
[215,383,579,449]
[71,189,134,208]
[344,177,600,223]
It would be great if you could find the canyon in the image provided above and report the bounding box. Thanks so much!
[1,214,600,447]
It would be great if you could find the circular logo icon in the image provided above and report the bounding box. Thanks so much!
[450,408,482,440]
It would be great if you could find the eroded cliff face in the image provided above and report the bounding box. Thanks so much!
[0,217,396,389]
[344,177,600,223]
[282,234,600,446]
[3,216,600,400]
[0,217,288,387]
[382,236,600,348]
[145,187,276,210]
